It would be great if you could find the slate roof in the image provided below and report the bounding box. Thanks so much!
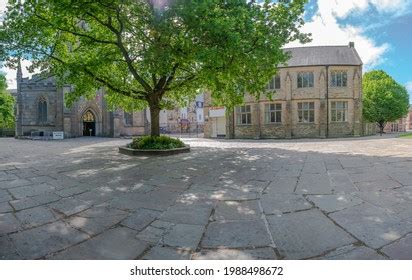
[282,45,363,67]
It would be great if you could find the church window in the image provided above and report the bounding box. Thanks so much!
[38,98,47,124]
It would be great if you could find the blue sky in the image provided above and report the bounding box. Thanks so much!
[288,0,412,102]
[1,0,412,102]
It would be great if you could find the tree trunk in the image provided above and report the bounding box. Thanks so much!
[149,105,160,137]
[378,122,385,136]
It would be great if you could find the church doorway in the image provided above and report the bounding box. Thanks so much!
[82,110,96,136]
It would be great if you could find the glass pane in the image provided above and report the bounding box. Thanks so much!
[276,103,282,110]
[276,111,282,123]
[309,102,314,109]
[342,72,347,87]
[310,111,314,122]
[275,76,281,89]
[247,113,251,124]
[309,73,314,87]
[331,110,336,122]
[298,111,303,122]
[298,103,302,109]
[298,75,302,88]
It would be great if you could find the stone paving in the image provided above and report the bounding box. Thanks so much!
[1,136,412,260]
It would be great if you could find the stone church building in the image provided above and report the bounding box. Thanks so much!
[14,63,148,138]
[204,43,375,139]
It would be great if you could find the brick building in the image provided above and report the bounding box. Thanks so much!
[204,43,375,139]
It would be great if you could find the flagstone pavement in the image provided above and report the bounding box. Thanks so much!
[1,135,412,260]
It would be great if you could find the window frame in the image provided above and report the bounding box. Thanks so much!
[297,72,314,88]
[37,98,47,124]
[266,75,281,90]
[330,101,348,122]
[236,105,252,125]
[297,102,315,123]
[265,103,282,124]
[331,70,348,87]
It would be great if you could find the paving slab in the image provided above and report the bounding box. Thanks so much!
[201,220,271,249]
[0,212,21,235]
[143,246,191,260]
[214,200,261,221]
[306,194,362,213]
[329,203,412,249]
[163,224,204,250]
[267,209,355,259]
[295,174,332,194]
[15,206,58,229]
[160,202,213,225]
[8,183,55,199]
[0,201,13,213]
[261,193,312,214]
[68,206,128,235]
[51,227,148,259]
[381,233,412,259]
[315,245,387,260]
[50,198,92,216]
[10,221,89,259]
[192,247,277,260]
[0,236,21,259]
[121,208,161,231]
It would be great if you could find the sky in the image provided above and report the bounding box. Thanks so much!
[0,0,411,102]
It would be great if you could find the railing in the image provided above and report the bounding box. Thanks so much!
[0,128,15,137]
[30,131,53,140]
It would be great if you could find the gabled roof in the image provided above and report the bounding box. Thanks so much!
[282,44,363,67]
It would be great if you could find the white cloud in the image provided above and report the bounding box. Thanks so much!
[287,0,412,69]
[406,81,412,93]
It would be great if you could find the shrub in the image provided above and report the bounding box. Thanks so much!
[130,135,185,150]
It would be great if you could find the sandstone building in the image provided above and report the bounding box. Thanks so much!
[13,62,203,138]
[204,43,374,139]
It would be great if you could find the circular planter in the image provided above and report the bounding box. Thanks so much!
[118,144,190,156]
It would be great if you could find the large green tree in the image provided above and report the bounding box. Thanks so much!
[363,70,410,135]
[0,74,15,128]
[0,0,309,136]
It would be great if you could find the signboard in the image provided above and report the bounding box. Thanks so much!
[53,131,64,140]
[209,108,226,117]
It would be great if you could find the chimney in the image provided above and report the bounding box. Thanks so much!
[349,42,355,48]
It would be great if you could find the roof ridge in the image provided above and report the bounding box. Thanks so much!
[283,45,349,49]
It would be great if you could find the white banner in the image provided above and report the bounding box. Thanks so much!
[0,260,411,280]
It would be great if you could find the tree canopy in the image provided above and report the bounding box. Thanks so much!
[0,74,15,128]
[0,0,310,136]
[362,70,410,134]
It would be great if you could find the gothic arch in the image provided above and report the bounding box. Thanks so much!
[37,96,48,124]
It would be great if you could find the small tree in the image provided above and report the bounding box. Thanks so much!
[0,0,310,136]
[363,70,409,135]
[0,74,15,128]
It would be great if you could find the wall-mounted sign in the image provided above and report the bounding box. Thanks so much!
[209,108,226,117]
[53,131,64,140]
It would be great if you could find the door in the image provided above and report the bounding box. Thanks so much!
[216,117,226,137]
[83,121,96,136]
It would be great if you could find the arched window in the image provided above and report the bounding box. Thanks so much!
[82,110,95,122]
[124,112,133,126]
[38,98,47,124]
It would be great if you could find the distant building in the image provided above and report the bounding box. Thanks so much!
[204,43,374,139]
[385,105,412,133]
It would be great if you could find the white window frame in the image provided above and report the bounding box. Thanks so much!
[331,101,348,122]
[266,75,281,90]
[236,105,252,125]
[331,71,348,87]
[297,72,314,88]
[297,102,315,123]
[265,103,282,124]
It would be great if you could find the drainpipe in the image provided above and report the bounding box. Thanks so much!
[326,65,329,138]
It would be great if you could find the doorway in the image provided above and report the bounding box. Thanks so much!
[82,110,96,136]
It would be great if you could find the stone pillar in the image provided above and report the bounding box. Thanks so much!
[319,69,327,138]
[285,72,292,139]
[353,69,362,137]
